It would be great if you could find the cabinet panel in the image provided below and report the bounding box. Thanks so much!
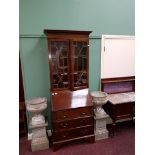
[19,57,27,137]
[44,30,91,91]
[49,40,70,90]
[72,40,89,90]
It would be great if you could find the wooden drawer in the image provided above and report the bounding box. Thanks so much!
[115,102,134,116]
[53,106,93,121]
[53,116,94,130]
[53,125,94,142]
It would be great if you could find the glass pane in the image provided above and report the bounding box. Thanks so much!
[72,41,88,88]
[50,41,69,89]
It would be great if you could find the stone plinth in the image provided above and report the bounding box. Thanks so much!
[94,114,109,141]
[31,137,49,152]
[30,123,49,152]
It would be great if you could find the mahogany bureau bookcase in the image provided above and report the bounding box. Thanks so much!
[44,30,95,151]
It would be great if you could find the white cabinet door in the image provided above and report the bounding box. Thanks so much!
[101,35,135,79]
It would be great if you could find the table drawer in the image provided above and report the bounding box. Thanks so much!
[53,106,93,121]
[52,125,94,142]
[115,102,134,116]
[53,116,94,130]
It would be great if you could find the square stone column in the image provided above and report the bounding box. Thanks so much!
[94,114,109,141]
[29,122,49,152]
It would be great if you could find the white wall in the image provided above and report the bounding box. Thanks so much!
[101,35,135,78]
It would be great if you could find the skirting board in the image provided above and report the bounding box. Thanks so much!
[28,130,51,140]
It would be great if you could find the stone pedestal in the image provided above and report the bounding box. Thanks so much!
[91,91,109,141]
[31,137,49,152]
[29,121,49,152]
[26,97,49,152]
[94,114,109,141]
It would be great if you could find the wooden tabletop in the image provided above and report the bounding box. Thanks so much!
[51,89,93,111]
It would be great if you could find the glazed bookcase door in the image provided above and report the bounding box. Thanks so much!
[49,39,70,90]
[71,40,89,90]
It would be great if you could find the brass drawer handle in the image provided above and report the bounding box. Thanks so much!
[82,112,86,115]
[63,115,67,118]
[64,123,68,126]
[80,119,87,123]
[81,129,87,134]
[63,135,67,138]
[60,123,68,128]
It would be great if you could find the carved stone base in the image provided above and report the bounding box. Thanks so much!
[30,122,49,151]
[31,137,49,152]
[95,129,109,141]
[94,114,109,141]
